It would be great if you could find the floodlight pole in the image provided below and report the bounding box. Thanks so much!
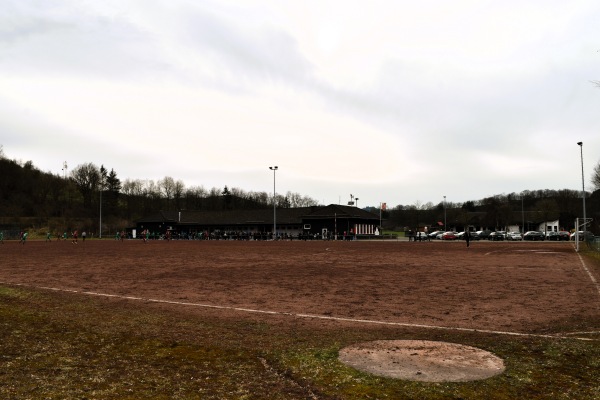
[99,175,103,239]
[443,195,447,230]
[269,166,278,239]
[577,142,586,228]
[521,196,525,234]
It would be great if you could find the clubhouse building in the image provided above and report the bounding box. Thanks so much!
[135,204,382,240]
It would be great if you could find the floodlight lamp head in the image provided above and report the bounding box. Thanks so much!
[577,142,582,146]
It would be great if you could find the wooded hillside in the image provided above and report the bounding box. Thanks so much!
[1,149,598,235]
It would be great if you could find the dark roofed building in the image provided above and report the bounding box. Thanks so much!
[300,204,382,236]
[136,205,381,240]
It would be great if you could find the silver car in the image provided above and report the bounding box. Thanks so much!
[506,232,522,241]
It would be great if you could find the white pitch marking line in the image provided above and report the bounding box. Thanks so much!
[562,330,600,336]
[576,253,600,298]
[1,281,596,342]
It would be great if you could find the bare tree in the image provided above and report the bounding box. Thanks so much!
[250,191,269,205]
[173,179,185,209]
[159,177,176,206]
[70,163,100,209]
[184,185,206,209]
[298,194,319,207]
[286,191,302,208]
[592,161,600,191]
[122,179,144,197]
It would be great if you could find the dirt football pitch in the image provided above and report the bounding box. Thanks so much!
[1,239,599,399]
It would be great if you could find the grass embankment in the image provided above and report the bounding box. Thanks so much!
[1,285,599,399]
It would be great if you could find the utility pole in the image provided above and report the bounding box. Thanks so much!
[269,166,278,239]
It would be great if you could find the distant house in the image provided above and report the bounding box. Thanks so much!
[135,204,381,239]
[538,220,560,233]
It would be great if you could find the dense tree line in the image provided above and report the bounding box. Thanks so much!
[376,188,600,233]
[0,148,318,233]
[1,144,599,234]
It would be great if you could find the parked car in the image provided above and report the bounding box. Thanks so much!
[455,231,475,240]
[441,231,457,240]
[414,232,430,241]
[523,231,545,241]
[428,230,444,239]
[558,231,570,241]
[455,231,478,240]
[468,231,481,240]
[545,231,560,241]
[506,232,522,241]
[477,230,492,240]
[570,231,594,241]
[570,231,583,241]
[489,231,506,241]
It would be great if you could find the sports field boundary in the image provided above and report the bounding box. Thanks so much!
[1,281,597,342]
[576,252,600,298]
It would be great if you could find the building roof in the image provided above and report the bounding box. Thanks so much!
[136,205,380,226]
[301,204,380,220]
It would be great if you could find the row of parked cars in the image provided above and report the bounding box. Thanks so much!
[423,230,574,241]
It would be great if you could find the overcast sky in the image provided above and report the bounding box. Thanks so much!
[1,0,599,208]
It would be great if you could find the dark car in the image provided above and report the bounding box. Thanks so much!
[457,231,478,240]
[468,231,481,240]
[558,231,570,241]
[489,231,506,241]
[523,231,545,241]
[545,231,560,241]
[477,230,492,240]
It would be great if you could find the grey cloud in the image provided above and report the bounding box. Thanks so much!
[174,6,314,88]
[0,2,167,78]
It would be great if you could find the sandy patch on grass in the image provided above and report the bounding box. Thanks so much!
[339,340,505,382]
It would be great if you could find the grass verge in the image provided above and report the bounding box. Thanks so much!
[1,285,599,399]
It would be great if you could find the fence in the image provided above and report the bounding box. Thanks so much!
[586,236,600,252]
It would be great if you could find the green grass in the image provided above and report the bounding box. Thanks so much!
[382,229,407,238]
[1,285,599,399]
[582,246,600,260]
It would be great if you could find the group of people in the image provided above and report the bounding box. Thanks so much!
[140,229,171,243]
[51,230,86,243]
[114,231,127,241]
[10,230,87,244]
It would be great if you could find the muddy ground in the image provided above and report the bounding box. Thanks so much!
[1,239,597,335]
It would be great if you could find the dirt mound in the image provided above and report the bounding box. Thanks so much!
[339,340,505,382]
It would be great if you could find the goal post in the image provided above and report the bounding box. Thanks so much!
[575,218,593,252]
